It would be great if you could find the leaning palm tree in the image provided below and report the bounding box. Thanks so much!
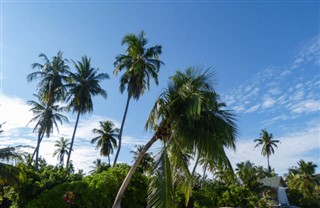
[27,95,68,171]
[112,67,237,208]
[27,51,70,105]
[53,137,70,165]
[91,121,119,165]
[254,129,279,172]
[65,56,109,168]
[113,31,163,166]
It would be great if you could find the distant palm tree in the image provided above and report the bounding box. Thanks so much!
[90,158,110,174]
[27,51,70,105]
[254,129,279,172]
[130,145,154,175]
[91,121,119,165]
[27,95,68,171]
[113,31,163,166]
[112,67,237,208]
[53,137,70,165]
[65,56,109,168]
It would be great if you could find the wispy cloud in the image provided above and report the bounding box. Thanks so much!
[223,36,320,127]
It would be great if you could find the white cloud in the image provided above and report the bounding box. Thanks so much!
[290,99,320,114]
[245,104,260,113]
[261,97,276,109]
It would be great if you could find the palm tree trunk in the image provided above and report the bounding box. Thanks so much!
[192,152,200,176]
[267,154,271,172]
[202,162,208,181]
[33,131,45,171]
[66,111,81,168]
[113,94,131,166]
[112,134,158,208]
[32,131,45,161]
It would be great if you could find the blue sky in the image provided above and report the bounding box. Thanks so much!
[0,1,319,175]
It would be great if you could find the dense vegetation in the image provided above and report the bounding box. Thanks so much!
[0,32,319,208]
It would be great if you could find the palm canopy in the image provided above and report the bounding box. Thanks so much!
[113,67,237,208]
[114,30,163,99]
[67,56,109,114]
[27,95,68,138]
[147,67,237,156]
[91,121,119,165]
[27,51,70,105]
[254,129,279,171]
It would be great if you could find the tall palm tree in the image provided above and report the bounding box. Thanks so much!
[53,137,70,165]
[130,145,154,175]
[112,67,237,208]
[27,95,68,171]
[65,56,109,168]
[113,31,163,166]
[254,129,279,172]
[91,121,119,165]
[27,51,70,105]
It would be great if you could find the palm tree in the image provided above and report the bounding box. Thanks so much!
[235,161,264,191]
[91,121,119,165]
[27,95,68,171]
[287,160,319,196]
[130,145,154,175]
[0,147,23,186]
[27,51,70,105]
[89,158,110,174]
[112,67,237,208]
[53,137,70,165]
[113,31,163,166]
[254,129,279,172]
[65,56,109,168]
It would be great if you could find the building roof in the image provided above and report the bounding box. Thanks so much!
[261,176,287,189]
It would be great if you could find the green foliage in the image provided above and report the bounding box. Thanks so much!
[25,164,148,208]
[2,161,83,207]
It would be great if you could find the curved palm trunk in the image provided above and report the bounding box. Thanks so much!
[113,94,131,166]
[112,135,158,208]
[66,111,81,168]
[33,131,45,171]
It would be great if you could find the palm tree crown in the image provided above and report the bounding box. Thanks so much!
[112,31,163,166]
[91,121,119,165]
[254,129,279,172]
[27,51,70,105]
[114,30,163,99]
[65,56,109,167]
